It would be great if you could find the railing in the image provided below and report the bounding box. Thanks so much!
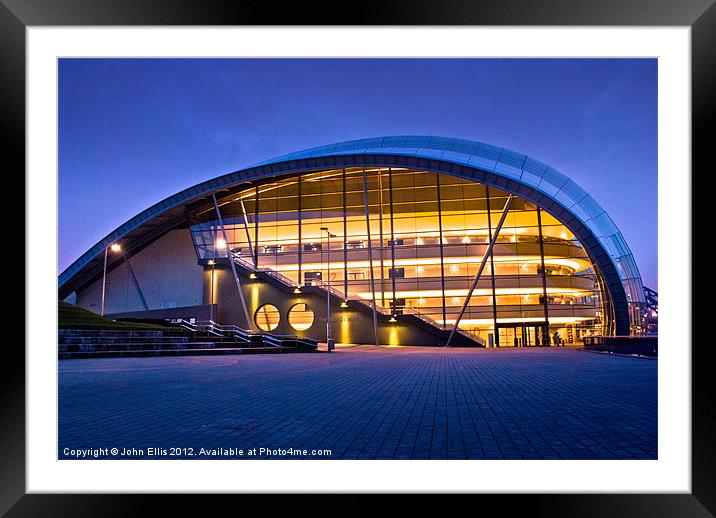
[582,335,657,357]
[167,318,230,338]
[401,306,447,329]
[263,333,319,349]
[452,327,486,346]
[306,279,396,316]
[167,316,319,350]
[232,254,257,273]
[232,255,300,288]
[194,319,226,337]
[259,267,299,288]
[176,319,261,341]
[168,318,198,332]
[397,309,485,345]
[232,256,484,345]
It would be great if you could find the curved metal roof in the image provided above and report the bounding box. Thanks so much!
[258,135,644,294]
[59,136,645,333]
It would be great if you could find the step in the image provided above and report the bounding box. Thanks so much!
[59,336,190,345]
[58,346,316,359]
[59,341,221,353]
[59,329,166,338]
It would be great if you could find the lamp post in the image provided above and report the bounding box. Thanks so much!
[208,236,226,323]
[100,243,121,316]
[320,227,336,351]
[208,258,215,322]
[208,235,218,323]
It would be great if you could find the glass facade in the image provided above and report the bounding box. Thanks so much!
[191,168,610,345]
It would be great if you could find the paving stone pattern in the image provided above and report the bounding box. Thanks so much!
[58,346,657,460]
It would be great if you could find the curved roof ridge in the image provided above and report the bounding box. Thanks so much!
[253,135,516,167]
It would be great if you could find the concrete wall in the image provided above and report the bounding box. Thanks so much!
[107,304,216,322]
[76,229,203,315]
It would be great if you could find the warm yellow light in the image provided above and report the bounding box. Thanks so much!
[355,286,592,300]
[388,326,400,345]
[293,287,301,294]
[267,256,589,275]
[291,323,311,331]
[207,259,214,265]
[249,273,258,279]
[389,316,397,323]
[439,316,595,328]
[215,238,227,250]
[340,301,348,308]
[416,237,424,246]
[462,236,471,244]
[110,243,121,252]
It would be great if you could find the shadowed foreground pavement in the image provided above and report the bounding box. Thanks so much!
[58,346,657,460]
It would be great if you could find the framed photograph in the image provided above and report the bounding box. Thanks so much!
[5,0,710,514]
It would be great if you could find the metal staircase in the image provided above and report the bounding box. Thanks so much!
[231,254,485,347]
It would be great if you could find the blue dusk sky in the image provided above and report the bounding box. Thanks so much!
[59,58,657,289]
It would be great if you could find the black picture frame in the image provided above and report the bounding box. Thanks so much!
[3,0,710,515]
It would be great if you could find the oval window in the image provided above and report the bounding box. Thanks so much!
[254,304,280,331]
[288,303,314,331]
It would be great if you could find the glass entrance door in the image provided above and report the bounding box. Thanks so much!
[524,325,537,346]
[497,323,549,347]
[525,324,549,346]
[497,325,521,347]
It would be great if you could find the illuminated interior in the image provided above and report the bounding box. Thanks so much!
[191,168,611,346]
[288,303,315,331]
[254,303,280,332]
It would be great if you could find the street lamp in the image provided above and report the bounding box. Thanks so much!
[207,236,227,322]
[320,227,337,352]
[100,243,122,316]
[206,258,217,322]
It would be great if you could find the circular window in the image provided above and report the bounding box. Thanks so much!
[254,304,280,331]
[288,303,315,331]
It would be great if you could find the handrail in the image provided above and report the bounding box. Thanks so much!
[401,306,446,329]
[259,267,298,288]
[233,256,484,345]
[232,254,256,273]
[167,316,321,349]
[195,319,225,336]
[453,328,486,345]
[233,256,300,288]
[399,307,485,345]
[168,318,198,332]
[307,279,395,316]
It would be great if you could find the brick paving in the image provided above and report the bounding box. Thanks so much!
[58,346,657,460]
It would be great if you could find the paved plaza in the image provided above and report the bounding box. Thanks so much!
[58,346,657,460]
